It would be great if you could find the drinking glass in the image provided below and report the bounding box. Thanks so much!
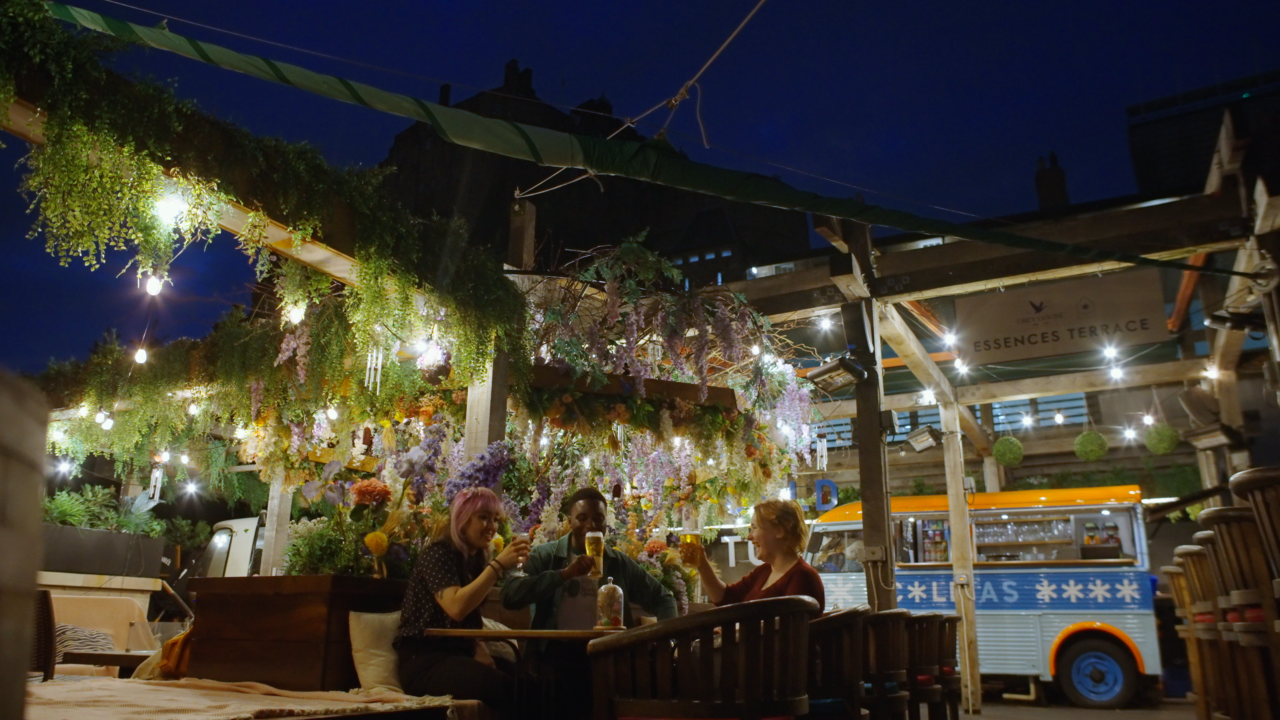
[585,531,605,578]
[509,534,528,578]
[679,531,702,566]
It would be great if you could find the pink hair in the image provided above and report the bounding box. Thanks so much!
[446,487,504,554]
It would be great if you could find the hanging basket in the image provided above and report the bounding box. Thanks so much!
[993,436,1024,467]
[1144,423,1180,455]
[1075,430,1109,462]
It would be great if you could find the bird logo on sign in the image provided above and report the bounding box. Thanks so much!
[1029,300,1047,314]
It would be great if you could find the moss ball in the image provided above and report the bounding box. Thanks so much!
[993,436,1024,467]
[1145,423,1180,455]
[1075,430,1109,462]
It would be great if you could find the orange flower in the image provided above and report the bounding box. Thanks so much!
[352,479,392,505]
[645,539,668,556]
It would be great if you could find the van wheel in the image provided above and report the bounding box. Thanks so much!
[1056,638,1138,709]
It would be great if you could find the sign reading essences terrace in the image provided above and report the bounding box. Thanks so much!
[955,270,1168,366]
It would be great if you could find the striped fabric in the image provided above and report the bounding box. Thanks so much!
[54,623,115,663]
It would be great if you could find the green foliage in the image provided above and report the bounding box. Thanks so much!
[42,489,89,526]
[837,484,861,506]
[1074,430,1109,462]
[993,436,1024,467]
[165,517,212,550]
[42,485,165,537]
[1144,423,1180,456]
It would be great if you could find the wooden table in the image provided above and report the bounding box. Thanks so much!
[420,628,623,640]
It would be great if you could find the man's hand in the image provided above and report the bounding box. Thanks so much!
[559,554,596,581]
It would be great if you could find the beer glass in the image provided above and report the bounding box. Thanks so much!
[585,531,605,578]
[679,531,701,565]
[509,534,528,578]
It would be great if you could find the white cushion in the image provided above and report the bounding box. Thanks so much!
[348,611,403,693]
[481,617,517,663]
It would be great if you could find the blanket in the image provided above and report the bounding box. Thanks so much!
[26,677,456,719]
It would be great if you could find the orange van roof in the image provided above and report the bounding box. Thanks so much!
[815,485,1143,524]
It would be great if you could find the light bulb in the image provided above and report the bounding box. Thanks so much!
[1142,414,1154,426]
[154,192,189,225]
[954,360,967,375]
[943,332,957,346]
[58,460,72,474]
[188,403,199,415]
[1123,428,1137,440]
[920,388,936,405]
[582,457,591,469]
[1204,366,1220,380]
[144,275,163,296]
[134,347,148,364]
[78,407,88,418]
[1054,412,1065,424]
[1110,367,1124,380]
[94,410,106,424]
[539,436,549,447]
[185,482,198,495]
[233,427,250,440]
[1103,346,1118,359]
[326,407,338,420]
[180,454,189,465]
[819,317,832,330]
[422,343,444,366]
[160,450,170,462]
[750,345,760,356]
[1021,415,1034,428]
[50,428,65,441]
[749,267,758,276]
[101,417,114,430]
[286,305,306,324]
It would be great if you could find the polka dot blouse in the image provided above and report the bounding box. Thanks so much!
[397,540,485,652]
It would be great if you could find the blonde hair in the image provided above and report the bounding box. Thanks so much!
[753,499,808,555]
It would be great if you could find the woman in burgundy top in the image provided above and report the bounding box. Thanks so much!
[690,498,825,612]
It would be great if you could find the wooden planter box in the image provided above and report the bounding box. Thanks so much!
[42,524,165,578]
[186,575,406,691]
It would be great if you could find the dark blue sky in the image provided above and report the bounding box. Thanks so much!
[1,0,1277,374]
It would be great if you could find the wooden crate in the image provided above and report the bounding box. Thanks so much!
[187,575,406,691]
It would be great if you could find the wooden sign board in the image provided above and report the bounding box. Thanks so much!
[955,270,1169,366]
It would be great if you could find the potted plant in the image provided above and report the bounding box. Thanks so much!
[41,485,167,577]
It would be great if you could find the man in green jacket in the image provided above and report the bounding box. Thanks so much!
[500,487,677,717]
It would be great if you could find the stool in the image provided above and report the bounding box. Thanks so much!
[808,605,872,719]
[905,613,944,720]
[1175,545,1237,720]
[1230,468,1280,632]
[862,609,910,720]
[937,616,961,720]
[1164,565,1209,720]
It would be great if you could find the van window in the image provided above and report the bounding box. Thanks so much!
[809,530,863,573]
[197,529,233,578]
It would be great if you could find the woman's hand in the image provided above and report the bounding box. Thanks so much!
[495,536,530,572]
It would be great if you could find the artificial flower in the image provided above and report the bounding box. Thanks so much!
[364,531,389,557]
[352,478,392,505]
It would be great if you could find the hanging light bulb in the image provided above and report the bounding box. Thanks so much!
[180,454,189,465]
[1204,365,1220,380]
[78,407,88,418]
[101,417,114,430]
[750,345,761,356]
[94,410,106,424]
[145,275,163,296]
[1021,415,1034,428]
[184,482,199,495]
[134,347,148,364]
[286,304,306,324]
[326,407,338,420]
[1103,346,1118,359]
[919,388,936,405]
[1142,414,1155,426]
[50,428,66,441]
[57,460,73,474]
[1054,412,1065,424]
[188,402,199,415]
[1110,366,1124,380]
[154,192,189,225]
[160,450,170,462]
[819,316,832,330]
[954,359,967,375]
[943,332,957,347]
[1123,427,1137,440]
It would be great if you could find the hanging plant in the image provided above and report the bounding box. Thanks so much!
[1144,423,1180,456]
[1075,430,1109,462]
[993,436,1024,467]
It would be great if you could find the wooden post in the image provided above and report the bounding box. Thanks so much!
[940,402,982,713]
[982,456,1004,494]
[843,300,895,610]
[259,468,293,576]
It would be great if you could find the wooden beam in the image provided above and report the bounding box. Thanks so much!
[1210,238,1266,371]
[1255,176,1280,236]
[939,401,981,712]
[903,300,946,337]
[1168,254,1208,332]
[872,193,1252,302]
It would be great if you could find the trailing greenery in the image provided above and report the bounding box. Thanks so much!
[42,485,165,537]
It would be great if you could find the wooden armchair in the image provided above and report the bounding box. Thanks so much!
[1176,544,1239,720]
[1164,564,1209,720]
[30,589,55,682]
[862,609,910,720]
[904,614,943,720]
[807,605,872,719]
[586,595,821,720]
[1230,468,1280,626]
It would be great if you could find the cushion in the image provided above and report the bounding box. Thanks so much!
[481,617,517,664]
[54,623,115,663]
[348,611,403,693]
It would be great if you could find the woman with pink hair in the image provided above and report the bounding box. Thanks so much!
[395,487,529,713]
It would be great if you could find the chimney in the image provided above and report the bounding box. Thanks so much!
[438,83,451,107]
[518,67,534,94]
[1035,152,1070,210]
[504,59,520,89]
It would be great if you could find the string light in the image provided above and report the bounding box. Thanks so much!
[184,482,199,495]
[100,417,114,430]
[750,345,761,356]
[180,454,189,465]
[326,407,338,420]
[919,388,936,405]
[50,428,66,441]
[1054,412,1065,424]
[1021,415,1034,428]
[160,450,170,462]
[57,460,73,474]
[943,332,957,347]
[1110,367,1124,380]
[188,403,200,415]
[1123,428,1137,440]
[1103,346,1118,359]
[154,192,189,225]
[77,407,88,418]
[94,410,106,424]
[819,316,832,330]
[145,275,163,296]
[954,359,967,375]
[233,427,250,440]
[1142,414,1154,426]
[286,305,306,324]
[1204,366,1220,380]
[134,347,148,364]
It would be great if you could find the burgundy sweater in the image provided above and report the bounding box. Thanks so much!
[716,558,826,612]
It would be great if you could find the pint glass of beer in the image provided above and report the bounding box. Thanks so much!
[679,531,701,565]
[585,531,605,578]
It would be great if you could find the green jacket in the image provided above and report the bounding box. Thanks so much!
[500,535,678,630]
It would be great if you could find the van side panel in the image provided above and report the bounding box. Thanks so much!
[1038,613,1161,681]
[972,613,1044,676]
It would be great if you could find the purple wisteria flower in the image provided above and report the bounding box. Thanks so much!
[445,441,512,503]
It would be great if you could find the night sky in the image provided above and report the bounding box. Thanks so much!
[1,0,1276,375]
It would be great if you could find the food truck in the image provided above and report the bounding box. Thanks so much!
[806,485,1158,709]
